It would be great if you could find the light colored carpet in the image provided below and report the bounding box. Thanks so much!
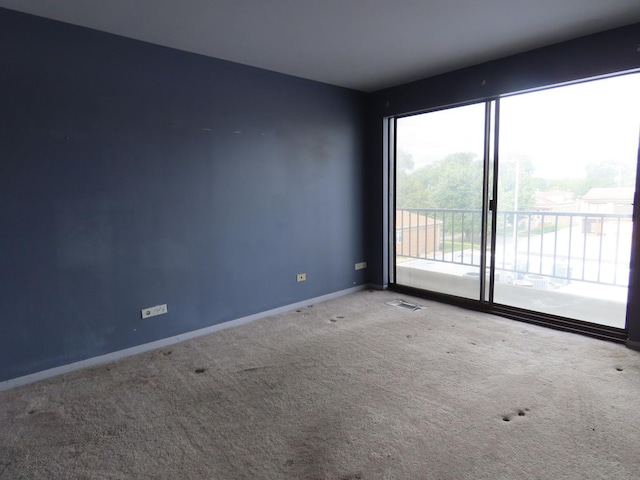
[1,290,639,479]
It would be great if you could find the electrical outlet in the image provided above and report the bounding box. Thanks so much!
[296,273,306,282]
[355,262,367,270]
[141,304,168,319]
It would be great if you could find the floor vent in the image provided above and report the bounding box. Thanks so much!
[386,300,424,311]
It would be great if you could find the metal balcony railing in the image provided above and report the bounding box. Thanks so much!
[395,208,633,287]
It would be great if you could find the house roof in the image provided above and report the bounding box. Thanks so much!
[534,190,576,208]
[533,190,577,210]
[581,187,634,203]
[396,211,442,228]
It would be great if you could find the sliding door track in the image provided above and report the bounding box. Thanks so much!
[391,284,627,344]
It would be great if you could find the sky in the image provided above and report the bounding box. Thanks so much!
[397,72,640,180]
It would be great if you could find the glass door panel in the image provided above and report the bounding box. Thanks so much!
[494,74,640,328]
[395,103,486,299]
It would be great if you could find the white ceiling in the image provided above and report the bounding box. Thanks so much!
[1,0,640,92]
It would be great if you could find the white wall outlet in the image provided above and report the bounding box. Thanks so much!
[141,304,168,319]
[296,273,306,282]
[355,262,367,270]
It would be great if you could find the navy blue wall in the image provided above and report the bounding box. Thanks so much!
[366,23,640,337]
[0,9,368,381]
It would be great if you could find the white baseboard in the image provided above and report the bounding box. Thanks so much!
[0,285,366,392]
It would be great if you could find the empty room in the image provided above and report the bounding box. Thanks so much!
[1,1,640,478]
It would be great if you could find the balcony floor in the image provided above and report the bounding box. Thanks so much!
[397,258,628,329]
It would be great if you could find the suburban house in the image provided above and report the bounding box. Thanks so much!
[581,187,635,215]
[530,190,580,230]
[395,210,442,259]
[580,187,635,234]
[534,190,579,214]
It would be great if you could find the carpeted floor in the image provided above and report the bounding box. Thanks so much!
[1,290,640,479]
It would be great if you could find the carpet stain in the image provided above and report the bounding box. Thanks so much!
[340,472,362,480]
[194,368,206,374]
[240,366,269,372]
[27,410,35,415]
[163,350,173,356]
[285,459,295,467]
[503,408,528,421]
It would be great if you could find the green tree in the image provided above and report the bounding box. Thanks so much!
[397,148,415,174]
[397,152,484,209]
[396,149,430,208]
[396,151,541,241]
[427,152,483,209]
[397,152,484,241]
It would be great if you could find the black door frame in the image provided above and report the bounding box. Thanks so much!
[388,75,636,344]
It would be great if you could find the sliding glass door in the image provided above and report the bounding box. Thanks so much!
[395,103,486,299]
[393,72,640,329]
[493,74,640,328]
